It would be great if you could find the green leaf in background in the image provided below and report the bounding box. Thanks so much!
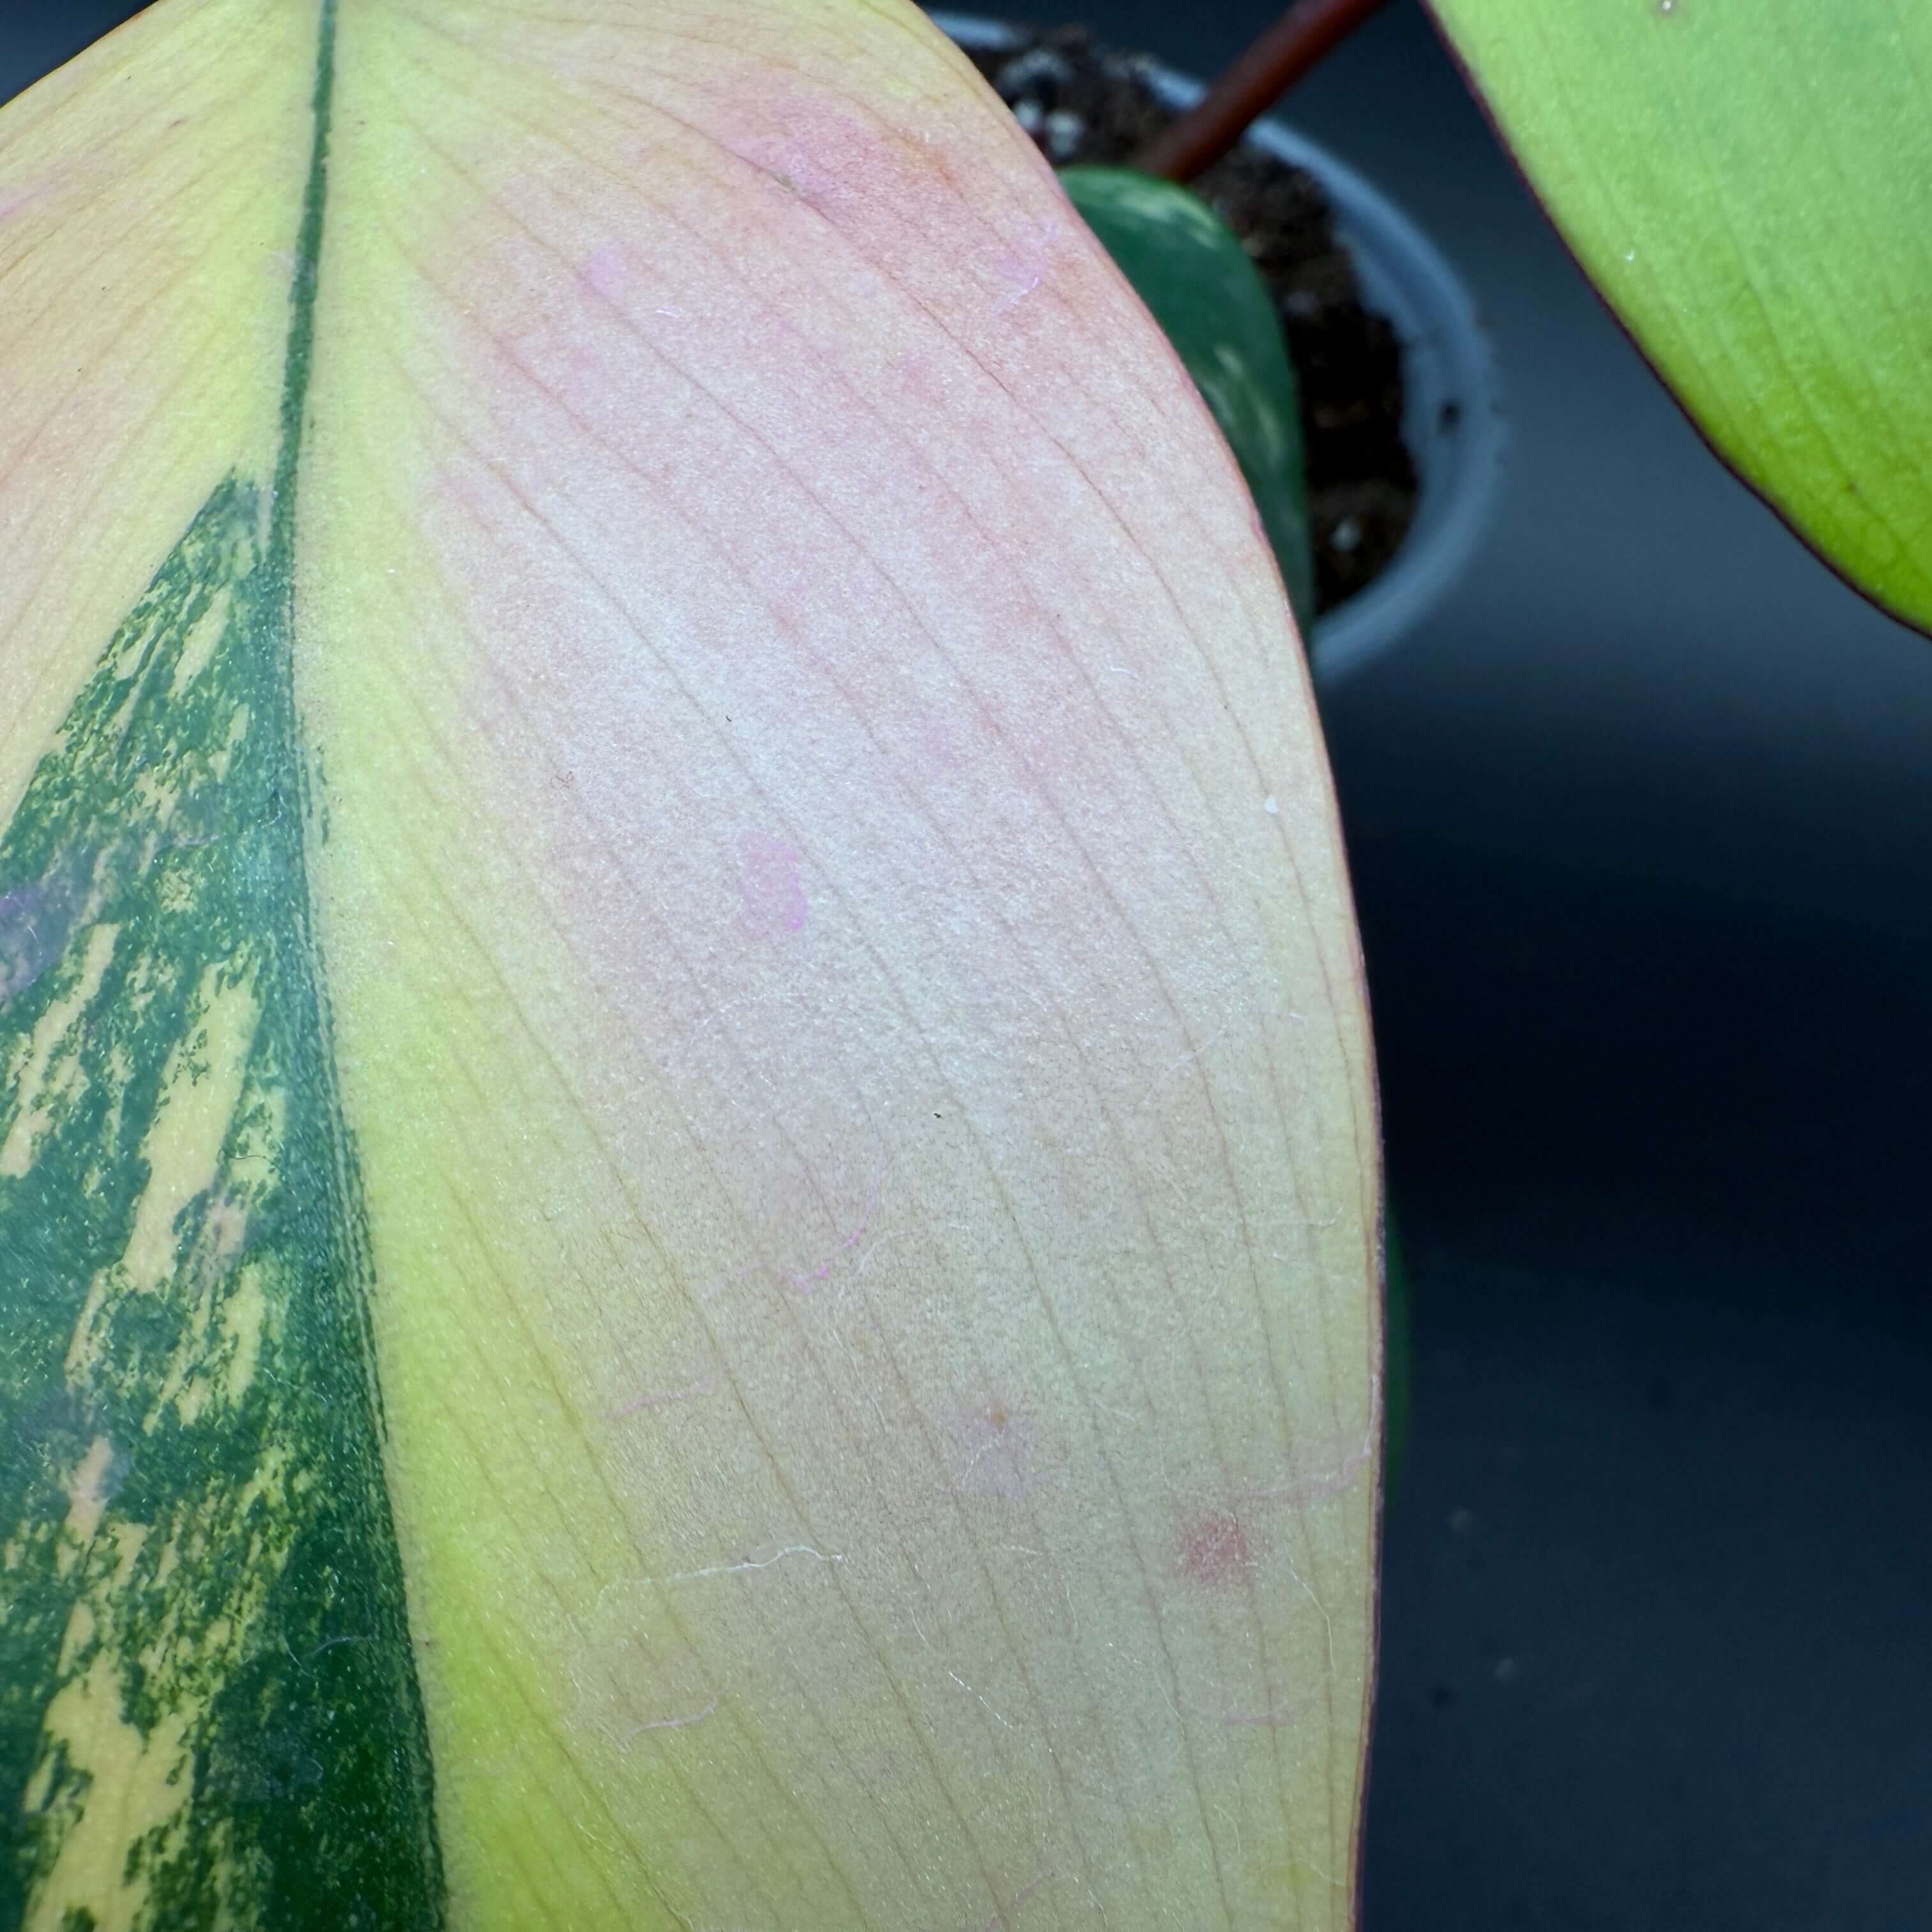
[1062,166,1319,634]
[1427,0,1932,636]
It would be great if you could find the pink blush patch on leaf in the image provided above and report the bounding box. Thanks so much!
[578,243,627,300]
[1176,1509,1252,1586]
[736,828,807,937]
[0,185,49,226]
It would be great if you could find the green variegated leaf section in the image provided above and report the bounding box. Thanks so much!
[0,7,441,1927]
[0,479,440,1931]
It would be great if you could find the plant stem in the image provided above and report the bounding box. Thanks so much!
[1131,0,1397,184]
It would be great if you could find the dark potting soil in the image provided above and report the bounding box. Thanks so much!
[963,26,1418,615]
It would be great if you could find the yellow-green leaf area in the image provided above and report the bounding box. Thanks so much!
[1430,0,1932,632]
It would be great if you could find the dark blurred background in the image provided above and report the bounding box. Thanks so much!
[10,4,1930,1926]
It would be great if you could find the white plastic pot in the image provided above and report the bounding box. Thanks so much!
[934,13,1505,687]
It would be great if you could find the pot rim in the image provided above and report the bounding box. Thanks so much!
[931,11,1505,687]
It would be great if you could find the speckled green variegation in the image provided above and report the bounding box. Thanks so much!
[1,9,442,1926]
